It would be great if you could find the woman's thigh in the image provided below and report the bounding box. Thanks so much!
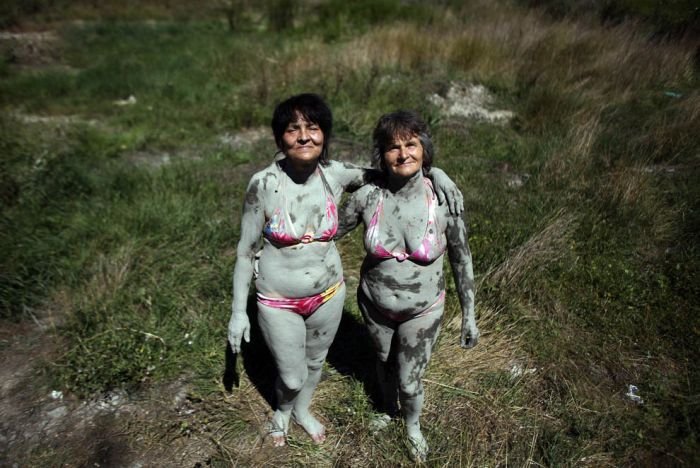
[304,282,346,362]
[257,302,308,374]
[396,305,444,387]
[357,286,396,362]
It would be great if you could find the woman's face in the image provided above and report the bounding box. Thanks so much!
[281,113,324,167]
[383,134,424,179]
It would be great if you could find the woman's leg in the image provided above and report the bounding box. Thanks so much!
[291,282,345,442]
[358,288,399,416]
[395,305,444,460]
[257,302,308,446]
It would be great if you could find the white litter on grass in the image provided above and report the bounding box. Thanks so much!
[506,173,530,188]
[49,390,63,400]
[509,363,537,379]
[429,83,514,123]
[114,95,137,106]
[369,413,392,434]
[625,384,644,405]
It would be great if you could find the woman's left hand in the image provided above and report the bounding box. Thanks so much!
[429,168,464,216]
[460,321,479,349]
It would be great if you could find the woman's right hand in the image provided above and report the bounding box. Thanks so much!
[228,313,251,353]
[460,320,479,349]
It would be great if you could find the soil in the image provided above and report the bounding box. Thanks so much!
[0,303,219,467]
[0,28,519,466]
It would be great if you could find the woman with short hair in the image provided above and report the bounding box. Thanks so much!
[227,95,462,447]
[337,110,479,460]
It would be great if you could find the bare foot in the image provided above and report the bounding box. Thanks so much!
[292,411,326,444]
[407,428,428,462]
[369,413,392,434]
[266,412,289,447]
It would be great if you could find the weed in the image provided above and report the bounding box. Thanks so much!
[2,1,699,465]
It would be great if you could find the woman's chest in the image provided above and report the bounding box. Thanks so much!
[264,174,338,230]
[365,193,436,251]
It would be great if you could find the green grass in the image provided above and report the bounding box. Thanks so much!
[1,0,699,465]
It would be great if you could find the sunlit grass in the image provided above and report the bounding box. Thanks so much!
[1,0,698,465]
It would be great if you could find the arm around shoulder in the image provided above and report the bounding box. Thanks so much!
[426,167,464,216]
[335,185,369,240]
[328,160,381,192]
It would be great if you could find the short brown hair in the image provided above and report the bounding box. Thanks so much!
[372,110,433,175]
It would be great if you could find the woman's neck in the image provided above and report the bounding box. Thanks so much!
[282,158,318,184]
[387,170,423,197]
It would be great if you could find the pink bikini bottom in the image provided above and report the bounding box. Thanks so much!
[257,280,344,317]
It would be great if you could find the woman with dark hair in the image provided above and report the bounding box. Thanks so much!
[337,110,479,461]
[227,95,462,447]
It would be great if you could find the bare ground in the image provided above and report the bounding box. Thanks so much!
[0,304,223,467]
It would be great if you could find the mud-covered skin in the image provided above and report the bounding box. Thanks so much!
[337,169,478,459]
[230,159,367,317]
[228,155,462,445]
[230,160,462,317]
[337,170,476,338]
[228,159,361,445]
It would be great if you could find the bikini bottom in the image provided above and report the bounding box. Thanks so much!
[360,287,446,323]
[257,279,344,317]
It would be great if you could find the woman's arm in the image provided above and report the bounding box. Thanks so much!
[427,167,464,216]
[329,161,379,192]
[228,176,266,353]
[330,161,463,215]
[335,188,365,240]
[445,210,479,349]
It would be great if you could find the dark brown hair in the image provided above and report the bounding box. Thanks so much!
[271,93,333,165]
[372,110,433,174]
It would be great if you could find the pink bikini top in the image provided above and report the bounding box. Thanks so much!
[263,165,338,246]
[365,178,446,263]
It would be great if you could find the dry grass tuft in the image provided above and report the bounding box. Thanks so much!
[589,23,695,93]
[481,209,578,290]
[541,110,601,188]
[607,165,653,208]
[427,210,579,440]
[436,304,523,385]
[80,244,134,306]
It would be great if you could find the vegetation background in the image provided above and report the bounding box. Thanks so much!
[1,0,698,465]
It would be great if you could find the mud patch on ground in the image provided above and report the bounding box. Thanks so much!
[0,30,70,70]
[218,127,270,150]
[429,83,514,123]
[0,309,216,467]
[13,112,102,128]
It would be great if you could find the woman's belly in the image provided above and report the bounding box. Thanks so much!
[360,255,445,315]
[255,240,343,298]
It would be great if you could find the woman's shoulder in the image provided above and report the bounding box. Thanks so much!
[325,159,354,170]
[248,161,281,190]
[348,181,382,205]
[323,160,351,177]
[435,197,464,227]
[324,159,370,180]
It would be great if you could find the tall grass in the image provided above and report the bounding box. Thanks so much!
[1,0,698,465]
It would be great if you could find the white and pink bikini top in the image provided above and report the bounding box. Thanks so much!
[263,165,338,246]
[365,178,445,263]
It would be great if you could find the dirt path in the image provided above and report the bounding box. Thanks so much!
[0,308,221,466]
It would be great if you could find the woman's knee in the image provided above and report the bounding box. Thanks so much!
[376,348,391,363]
[278,365,309,393]
[398,380,423,400]
[305,354,327,373]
